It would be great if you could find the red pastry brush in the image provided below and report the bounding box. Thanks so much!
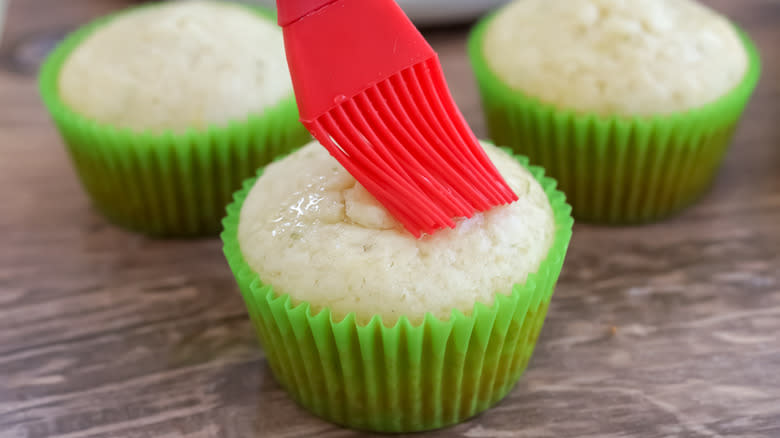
[277,0,518,237]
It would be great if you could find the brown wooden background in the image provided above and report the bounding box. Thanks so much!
[1,0,779,437]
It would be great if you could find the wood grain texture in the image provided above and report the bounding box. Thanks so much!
[1,0,779,437]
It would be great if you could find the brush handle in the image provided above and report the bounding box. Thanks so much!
[278,0,436,121]
[276,0,338,26]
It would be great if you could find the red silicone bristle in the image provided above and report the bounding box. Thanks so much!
[381,73,490,212]
[424,59,518,204]
[312,116,445,235]
[343,98,470,218]
[314,110,461,235]
[396,66,496,208]
[328,107,456,233]
[416,61,517,205]
[368,83,474,217]
[304,60,518,237]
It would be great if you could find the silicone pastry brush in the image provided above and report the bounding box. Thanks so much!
[277,0,517,237]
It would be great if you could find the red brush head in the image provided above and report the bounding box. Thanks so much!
[304,59,518,237]
[278,0,518,237]
[278,0,436,123]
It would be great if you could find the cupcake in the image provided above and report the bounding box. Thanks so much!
[469,0,761,223]
[39,0,310,236]
[222,140,573,432]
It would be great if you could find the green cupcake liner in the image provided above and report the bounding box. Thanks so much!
[468,16,761,224]
[221,149,574,433]
[38,4,311,236]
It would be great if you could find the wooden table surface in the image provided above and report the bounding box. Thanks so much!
[1,1,779,437]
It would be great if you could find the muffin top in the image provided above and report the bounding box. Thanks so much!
[238,141,556,325]
[482,0,748,116]
[58,1,292,132]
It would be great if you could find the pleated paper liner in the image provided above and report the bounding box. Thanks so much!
[38,4,311,237]
[221,149,574,433]
[468,16,761,224]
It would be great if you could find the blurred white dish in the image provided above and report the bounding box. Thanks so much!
[396,0,509,25]
[225,0,509,26]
